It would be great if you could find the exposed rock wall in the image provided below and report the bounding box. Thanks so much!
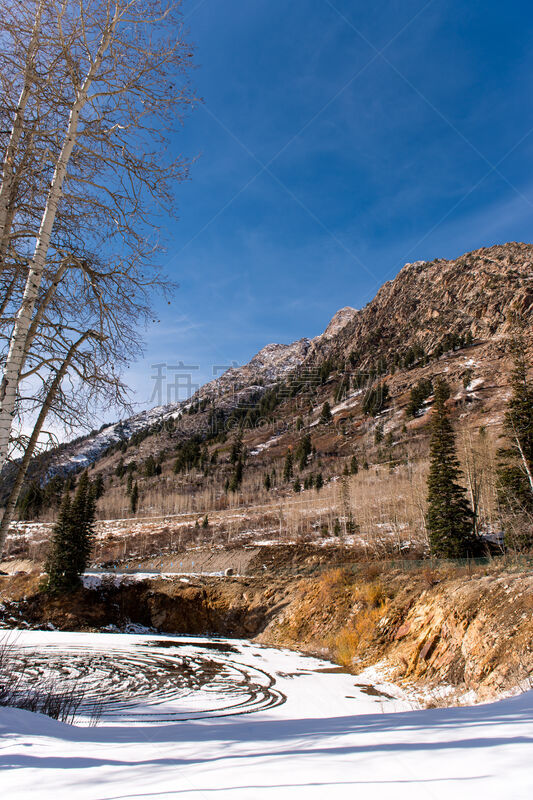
[258,565,533,699]
[327,242,533,365]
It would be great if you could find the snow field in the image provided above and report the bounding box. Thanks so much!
[0,630,532,798]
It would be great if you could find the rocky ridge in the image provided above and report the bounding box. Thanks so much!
[329,242,533,365]
[19,242,533,478]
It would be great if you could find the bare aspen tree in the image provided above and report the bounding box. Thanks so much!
[0,2,45,265]
[462,430,484,535]
[0,0,197,546]
[0,328,101,537]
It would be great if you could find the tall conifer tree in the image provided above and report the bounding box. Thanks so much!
[130,481,139,513]
[283,450,293,482]
[320,401,332,424]
[497,334,533,512]
[45,472,96,591]
[426,380,477,557]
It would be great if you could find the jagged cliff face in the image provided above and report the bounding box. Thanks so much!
[316,306,358,340]
[326,243,533,365]
[195,241,532,419]
[202,242,533,383]
[199,307,360,397]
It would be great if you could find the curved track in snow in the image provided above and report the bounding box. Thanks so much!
[6,636,286,724]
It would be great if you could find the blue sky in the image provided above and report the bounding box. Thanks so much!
[123,0,533,416]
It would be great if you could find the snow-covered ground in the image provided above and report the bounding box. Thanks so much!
[81,571,236,587]
[1,630,533,799]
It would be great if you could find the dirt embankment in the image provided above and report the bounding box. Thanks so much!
[258,564,533,699]
[1,560,532,700]
[0,571,296,638]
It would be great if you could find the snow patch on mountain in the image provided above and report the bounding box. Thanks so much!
[51,306,355,473]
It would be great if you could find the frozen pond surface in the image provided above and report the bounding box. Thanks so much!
[1,630,533,799]
[4,632,290,723]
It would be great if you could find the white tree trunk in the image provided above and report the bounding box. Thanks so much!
[515,435,533,495]
[0,332,92,552]
[0,15,118,479]
[0,1,44,261]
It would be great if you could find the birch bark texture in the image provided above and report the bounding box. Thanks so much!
[0,8,118,472]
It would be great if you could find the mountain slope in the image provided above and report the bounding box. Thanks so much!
[14,243,533,501]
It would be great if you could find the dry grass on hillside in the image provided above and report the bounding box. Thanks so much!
[5,423,510,567]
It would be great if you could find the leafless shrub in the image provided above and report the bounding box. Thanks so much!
[0,634,101,725]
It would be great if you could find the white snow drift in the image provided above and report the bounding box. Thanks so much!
[1,629,532,799]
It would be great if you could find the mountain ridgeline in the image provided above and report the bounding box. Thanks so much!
[9,242,533,521]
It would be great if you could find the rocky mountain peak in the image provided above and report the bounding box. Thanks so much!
[327,242,533,365]
[317,306,358,340]
[246,338,312,376]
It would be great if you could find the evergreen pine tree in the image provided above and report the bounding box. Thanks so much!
[45,472,96,592]
[230,431,243,465]
[363,383,389,416]
[426,380,477,557]
[229,459,243,492]
[406,378,433,418]
[130,481,139,513]
[319,401,332,424]
[293,478,301,493]
[283,450,293,482]
[17,481,44,520]
[45,493,75,591]
[144,455,156,477]
[71,472,96,576]
[93,473,105,499]
[315,472,324,492]
[43,475,65,510]
[350,454,359,475]
[296,434,312,470]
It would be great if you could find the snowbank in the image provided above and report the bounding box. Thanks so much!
[1,630,532,799]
